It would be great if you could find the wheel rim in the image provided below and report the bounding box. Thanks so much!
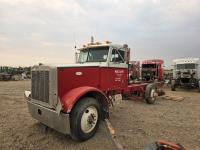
[150,89,156,101]
[81,106,98,133]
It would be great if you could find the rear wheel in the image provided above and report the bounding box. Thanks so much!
[145,84,157,104]
[171,80,176,91]
[70,97,101,141]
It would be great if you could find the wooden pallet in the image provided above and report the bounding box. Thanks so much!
[161,95,184,102]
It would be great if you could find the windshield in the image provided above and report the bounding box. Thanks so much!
[176,63,196,70]
[78,46,109,63]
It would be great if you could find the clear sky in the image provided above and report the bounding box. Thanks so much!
[0,0,200,68]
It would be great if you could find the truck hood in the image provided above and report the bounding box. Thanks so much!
[31,62,108,72]
[42,62,108,68]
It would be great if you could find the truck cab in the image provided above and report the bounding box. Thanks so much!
[141,59,164,81]
[171,58,200,91]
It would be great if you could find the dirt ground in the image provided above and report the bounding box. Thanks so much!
[0,81,200,150]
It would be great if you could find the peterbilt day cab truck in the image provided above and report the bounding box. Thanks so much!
[25,41,160,141]
[171,58,200,91]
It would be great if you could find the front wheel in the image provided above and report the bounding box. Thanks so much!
[70,97,101,141]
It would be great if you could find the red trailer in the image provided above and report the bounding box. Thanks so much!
[25,41,161,141]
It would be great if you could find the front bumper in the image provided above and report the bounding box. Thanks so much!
[25,91,70,135]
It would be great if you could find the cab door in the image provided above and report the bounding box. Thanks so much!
[108,48,128,90]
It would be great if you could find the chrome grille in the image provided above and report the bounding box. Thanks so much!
[31,71,49,103]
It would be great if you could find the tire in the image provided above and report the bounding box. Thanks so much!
[70,97,101,141]
[145,83,157,104]
[171,80,176,91]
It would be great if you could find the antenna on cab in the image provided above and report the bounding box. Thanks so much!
[74,32,78,63]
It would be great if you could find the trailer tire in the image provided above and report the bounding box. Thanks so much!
[145,83,157,104]
[171,80,176,91]
[70,97,101,141]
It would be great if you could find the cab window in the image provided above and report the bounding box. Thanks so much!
[111,49,125,63]
[78,46,109,63]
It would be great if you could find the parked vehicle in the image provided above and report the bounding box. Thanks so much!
[25,40,162,141]
[141,59,164,81]
[171,58,200,91]
[0,66,31,81]
[0,73,12,81]
[128,60,165,96]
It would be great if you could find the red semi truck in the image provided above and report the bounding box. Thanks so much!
[25,41,160,141]
[141,59,164,81]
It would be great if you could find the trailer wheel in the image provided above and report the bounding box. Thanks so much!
[171,80,176,91]
[70,97,101,141]
[145,84,157,104]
